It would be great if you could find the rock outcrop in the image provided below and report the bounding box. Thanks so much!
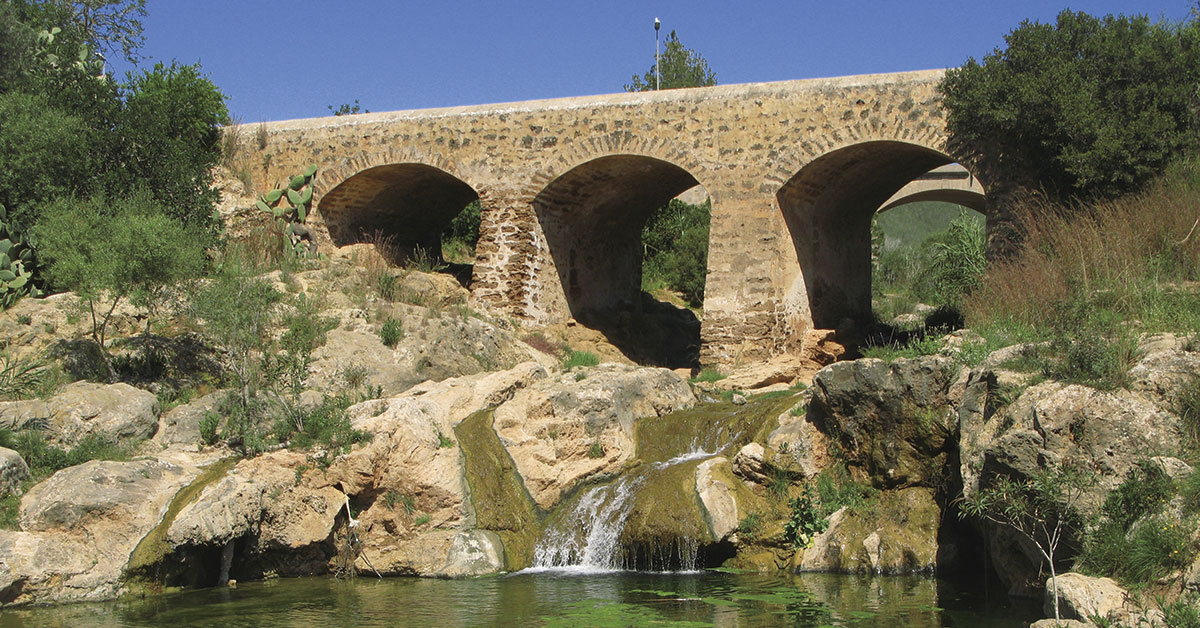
[0,382,159,447]
[808,356,959,489]
[0,456,207,605]
[794,487,941,574]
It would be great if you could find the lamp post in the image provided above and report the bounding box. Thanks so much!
[654,18,661,90]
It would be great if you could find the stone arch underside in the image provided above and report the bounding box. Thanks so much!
[533,154,703,366]
[877,188,986,214]
[777,140,957,330]
[317,163,479,261]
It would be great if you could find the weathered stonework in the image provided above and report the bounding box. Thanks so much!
[241,69,979,367]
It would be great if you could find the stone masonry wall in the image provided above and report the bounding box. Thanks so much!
[234,69,957,367]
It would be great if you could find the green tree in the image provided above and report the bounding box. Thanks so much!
[625,30,716,92]
[118,61,229,230]
[30,191,205,380]
[940,10,1200,204]
[191,262,282,417]
[626,31,716,306]
[958,464,1095,624]
[641,199,710,306]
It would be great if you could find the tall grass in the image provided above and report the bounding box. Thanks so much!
[963,158,1200,387]
[966,158,1200,333]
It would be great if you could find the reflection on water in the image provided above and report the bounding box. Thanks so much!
[0,571,1038,628]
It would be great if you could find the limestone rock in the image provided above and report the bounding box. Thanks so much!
[732,443,770,485]
[0,456,202,606]
[1128,347,1200,412]
[321,363,549,576]
[166,453,344,575]
[307,308,538,397]
[795,487,940,574]
[767,397,833,481]
[714,330,846,392]
[155,390,226,449]
[0,381,158,447]
[0,448,28,497]
[491,364,695,509]
[966,382,1182,511]
[437,530,505,578]
[1044,573,1128,623]
[695,457,739,541]
[808,356,959,488]
[1028,620,1092,628]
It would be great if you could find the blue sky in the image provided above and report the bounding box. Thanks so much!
[112,1,1196,123]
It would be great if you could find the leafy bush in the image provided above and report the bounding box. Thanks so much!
[0,351,47,401]
[32,192,205,380]
[783,486,829,548]
[275,393,371,454]
[1161,593,1200,628]
[379,318,403,348]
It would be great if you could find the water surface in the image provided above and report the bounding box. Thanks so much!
[0,571,1037,628]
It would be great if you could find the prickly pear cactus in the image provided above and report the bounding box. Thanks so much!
[255,166,319,258]
[0,204,41,309]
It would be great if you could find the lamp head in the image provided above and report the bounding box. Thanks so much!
[654,18,660,31]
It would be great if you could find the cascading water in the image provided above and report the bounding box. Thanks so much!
[528,393,801,573]
[531,475,645,571]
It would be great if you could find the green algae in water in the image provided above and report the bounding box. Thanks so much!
[635,393,801,463]
[455,409,541,570]
[0,571,1038,628]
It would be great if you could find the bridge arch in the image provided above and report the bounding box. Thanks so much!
[877,165,987,215]
[318,162,479,266]
[533,153,706,366]
[776,140,979,330]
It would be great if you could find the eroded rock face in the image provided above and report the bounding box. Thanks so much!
[0,382,158,447]
[154,390,226,450]
[492,364,695,509]
[306,307,539,397]
[167,454,344,556]
[964,382,1182,510]
[0,448,28,497]
[322,362,548,576]
[808,357,959,489]
[0,457,203,605]
[794,487,941,575]
[1128,346,1200,412]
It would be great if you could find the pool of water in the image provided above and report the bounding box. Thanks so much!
[0,570,1038,627]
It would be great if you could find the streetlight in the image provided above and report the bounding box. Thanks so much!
[654,18,661,90]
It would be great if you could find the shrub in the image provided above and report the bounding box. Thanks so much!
[561,349,599,369]
[32,192,206,380]
[641,199,710,307]
[587,440,604,459]
[277,393,371,454]
[379,318,403,348]
[784,486,829,548]
[0,351,47,401]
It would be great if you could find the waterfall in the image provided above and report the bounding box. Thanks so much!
[530,447,718,572]
[531,475,644,571]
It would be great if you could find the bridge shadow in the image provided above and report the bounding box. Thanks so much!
[776,141,958,330]
[318,163,480,282]
[534,154,706,369]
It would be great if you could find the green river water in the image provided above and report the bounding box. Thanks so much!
[0,571,1036,627]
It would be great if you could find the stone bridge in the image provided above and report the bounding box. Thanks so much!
[246,69,987,367]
